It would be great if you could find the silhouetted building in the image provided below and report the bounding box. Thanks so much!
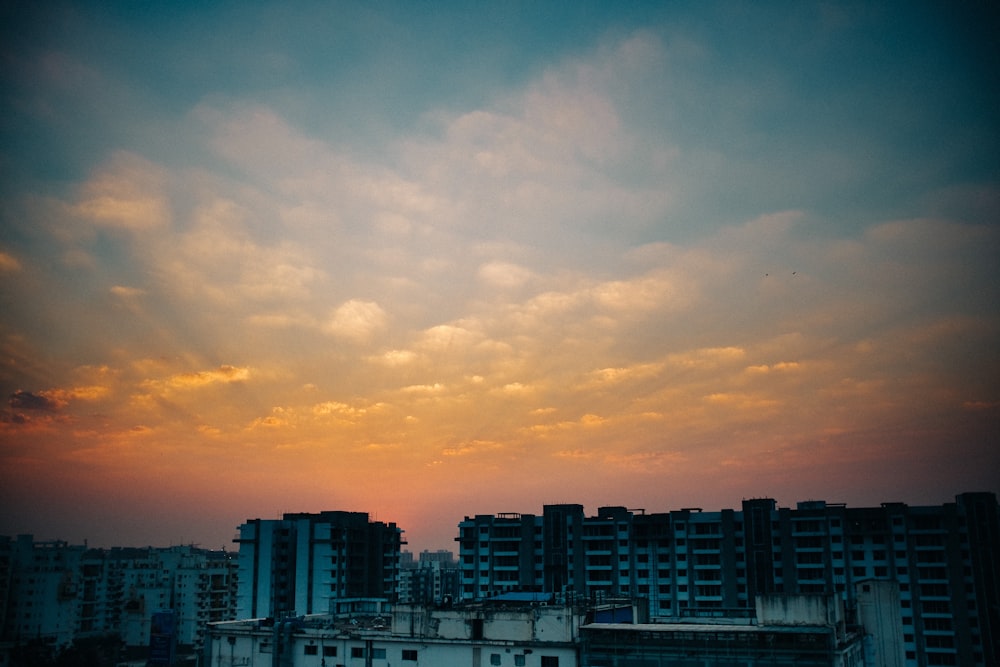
[581,593,865,667]
[458,492,999,667]
[234,511,404,619]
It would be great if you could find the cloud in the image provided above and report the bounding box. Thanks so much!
[158,196,326,308]
[369,349,419,368]
[0,250,22,272]
[324,299,388,342]
[441,439,502,457]
[401,383,446,395]
[110,285,145,299]
[667,347,746,369]
[585,363,664,387]
[393,31,676,245]
[8,390,66,412]
[142,365,251,394]
[245,398,376,431]
[72,151,171,231]
[477,261,533,289]
[744,362,801,374]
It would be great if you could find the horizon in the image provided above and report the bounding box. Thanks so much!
[2,2,998,558]
[7,488,993,554]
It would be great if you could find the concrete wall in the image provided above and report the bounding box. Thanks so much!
[392,604,578,643]
[205,622,579,667]
[855,580,904,667]
[755,593,843,628]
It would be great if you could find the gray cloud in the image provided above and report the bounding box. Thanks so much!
[8,390,65,412]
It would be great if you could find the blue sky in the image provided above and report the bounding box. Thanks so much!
[1,1,998,552]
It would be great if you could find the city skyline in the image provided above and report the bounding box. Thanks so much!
[2,2,998,555]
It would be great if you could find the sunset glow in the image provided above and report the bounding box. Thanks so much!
[1,2,998,553]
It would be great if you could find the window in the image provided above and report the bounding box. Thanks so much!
[926,635,954,649]
[924,618,952,632]
[304,645,318,655]
[491,654,502,666]
[351,647,364,658]
[402,649,418,661]
[515,655,526,667]
[323,646,337,657]
[372,648,386,659]
[541,657,559,667]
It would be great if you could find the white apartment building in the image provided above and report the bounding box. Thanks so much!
[205,600,581,667]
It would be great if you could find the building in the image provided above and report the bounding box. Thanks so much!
[457,492,999,667]
[581,594,865,667]
[856,580,905,667]
[234,511,405,619]
[205,598,581,667]
[398,550,461,605]
[1,535,86,650]
[0,536,237,665]
[205,594,869,667]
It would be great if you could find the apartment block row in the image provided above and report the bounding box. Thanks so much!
[456,492,999,667]
[0,536,236,662]
[3,493,997,666]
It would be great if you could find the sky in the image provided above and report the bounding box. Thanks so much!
[1,1,998,554]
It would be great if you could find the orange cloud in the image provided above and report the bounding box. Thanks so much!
[0,250,22,272]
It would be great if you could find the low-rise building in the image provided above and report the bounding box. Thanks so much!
[206,594,873,667]
[580,594,865,667]
[205,598,581,667]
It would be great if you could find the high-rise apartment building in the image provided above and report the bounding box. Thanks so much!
[457,492,999,667]
[398,550,460,605]
[0,536,237,662]
[234,511,404,619]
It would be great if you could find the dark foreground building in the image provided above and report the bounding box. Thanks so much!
[234,511,404,619]
[458,492,999,667]
[581,594,864,667]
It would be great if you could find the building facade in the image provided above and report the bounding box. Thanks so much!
[205,595,866,667]
[457,493,999,667]
[205,600,581,667]
[398,550,461,606]
[581,594,865,667]
[234,511,405,619]
[0,536,237,664]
